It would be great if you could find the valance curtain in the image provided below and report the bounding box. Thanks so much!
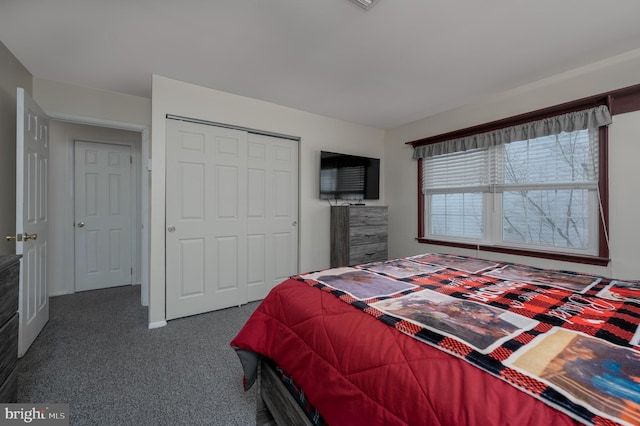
[412,105,612,159]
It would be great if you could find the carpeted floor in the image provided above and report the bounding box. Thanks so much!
[17,285,261,425]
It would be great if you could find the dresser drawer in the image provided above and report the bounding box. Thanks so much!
[349,225,387,245]
[0,365,17,403]
[0,257,19,327]
[0,313,18,388]
[349,243,387,265]
[349,207,388,226]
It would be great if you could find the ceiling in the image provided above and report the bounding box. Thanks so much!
[1,1,640,130]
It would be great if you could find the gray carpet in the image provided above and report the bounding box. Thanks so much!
[17,285,261,425]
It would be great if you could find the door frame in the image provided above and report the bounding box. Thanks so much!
[47,112,150,306]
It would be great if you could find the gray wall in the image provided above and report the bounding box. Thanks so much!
[0,41,32,255]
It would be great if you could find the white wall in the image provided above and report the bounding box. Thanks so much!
[33,78,151,127]
[607,111,640,279]
[385,49,640,280]
[0,41,32,255]
[150,75,385,324]
[48,121,142,296]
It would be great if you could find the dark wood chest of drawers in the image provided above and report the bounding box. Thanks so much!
[0,255,20,403]
[330,206,388,267]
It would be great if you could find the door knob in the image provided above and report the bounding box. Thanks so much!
[77,222,85,228]
[5,234,18,242]
[23,232,38,241]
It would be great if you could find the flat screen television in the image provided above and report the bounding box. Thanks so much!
[319,151,380,201]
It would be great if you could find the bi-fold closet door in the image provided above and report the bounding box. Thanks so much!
[165,119,299,320]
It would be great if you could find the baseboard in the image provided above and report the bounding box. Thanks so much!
[148,320,167,329]
[48,290,71,297]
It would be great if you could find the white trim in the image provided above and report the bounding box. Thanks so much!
[166,114,300,141]
[148,320,167,330]
[140,126,150,307]
[46,112,146,132]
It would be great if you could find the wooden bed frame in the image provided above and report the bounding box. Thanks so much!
[256,359,313,426]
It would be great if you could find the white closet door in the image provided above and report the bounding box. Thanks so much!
[247,133,299,301]
[165,120,299,319]
[166,120,248,319]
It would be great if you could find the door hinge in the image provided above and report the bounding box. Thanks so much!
[131,267,133,276]
[130,156,133,164]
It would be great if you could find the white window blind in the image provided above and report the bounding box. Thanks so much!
[422,148,489,193]
[422,149,487,239]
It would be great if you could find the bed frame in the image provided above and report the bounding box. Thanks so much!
[256,359,313,426]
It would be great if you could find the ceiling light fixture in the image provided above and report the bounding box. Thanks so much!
[348,0,380,10]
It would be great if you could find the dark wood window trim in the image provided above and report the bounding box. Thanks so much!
[408,84,640,266]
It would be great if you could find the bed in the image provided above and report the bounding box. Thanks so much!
[231,253,640,426]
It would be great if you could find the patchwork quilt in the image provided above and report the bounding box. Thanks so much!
[232,253,640,426]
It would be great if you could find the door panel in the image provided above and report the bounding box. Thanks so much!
[74,141,133,291]
[246,133,299,301]
[165,120,248,319]
[180,238,205,297]
[217,236,239,289]
[15,88,49,357]
[274,232,292,281]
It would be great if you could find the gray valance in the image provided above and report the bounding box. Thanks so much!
[412,105,612,159]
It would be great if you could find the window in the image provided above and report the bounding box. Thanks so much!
[423,128,600,252]
[411,104,612,264]
[500,131,597,250]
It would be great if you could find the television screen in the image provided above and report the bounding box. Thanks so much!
[320,151,380,200]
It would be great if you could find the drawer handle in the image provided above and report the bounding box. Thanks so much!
[365,252,375,256]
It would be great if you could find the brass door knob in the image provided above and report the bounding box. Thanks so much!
[5,234,17,242]
[77,222,85,228]
[23,232,38,241]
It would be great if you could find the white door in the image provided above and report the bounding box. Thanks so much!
[166,120,248,319]
[165,120,299,319]
[15,88,49,357]
[74,141,133,291]
[247,133,298,301]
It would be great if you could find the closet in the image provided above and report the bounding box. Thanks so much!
[164,118,299,319]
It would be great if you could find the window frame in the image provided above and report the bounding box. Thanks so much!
[408,84,640,266]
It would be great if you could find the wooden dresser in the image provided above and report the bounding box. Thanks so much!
[330,205,388,267]
[0,255,20,403]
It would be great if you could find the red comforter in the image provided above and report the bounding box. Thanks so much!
[231,278,580,426]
